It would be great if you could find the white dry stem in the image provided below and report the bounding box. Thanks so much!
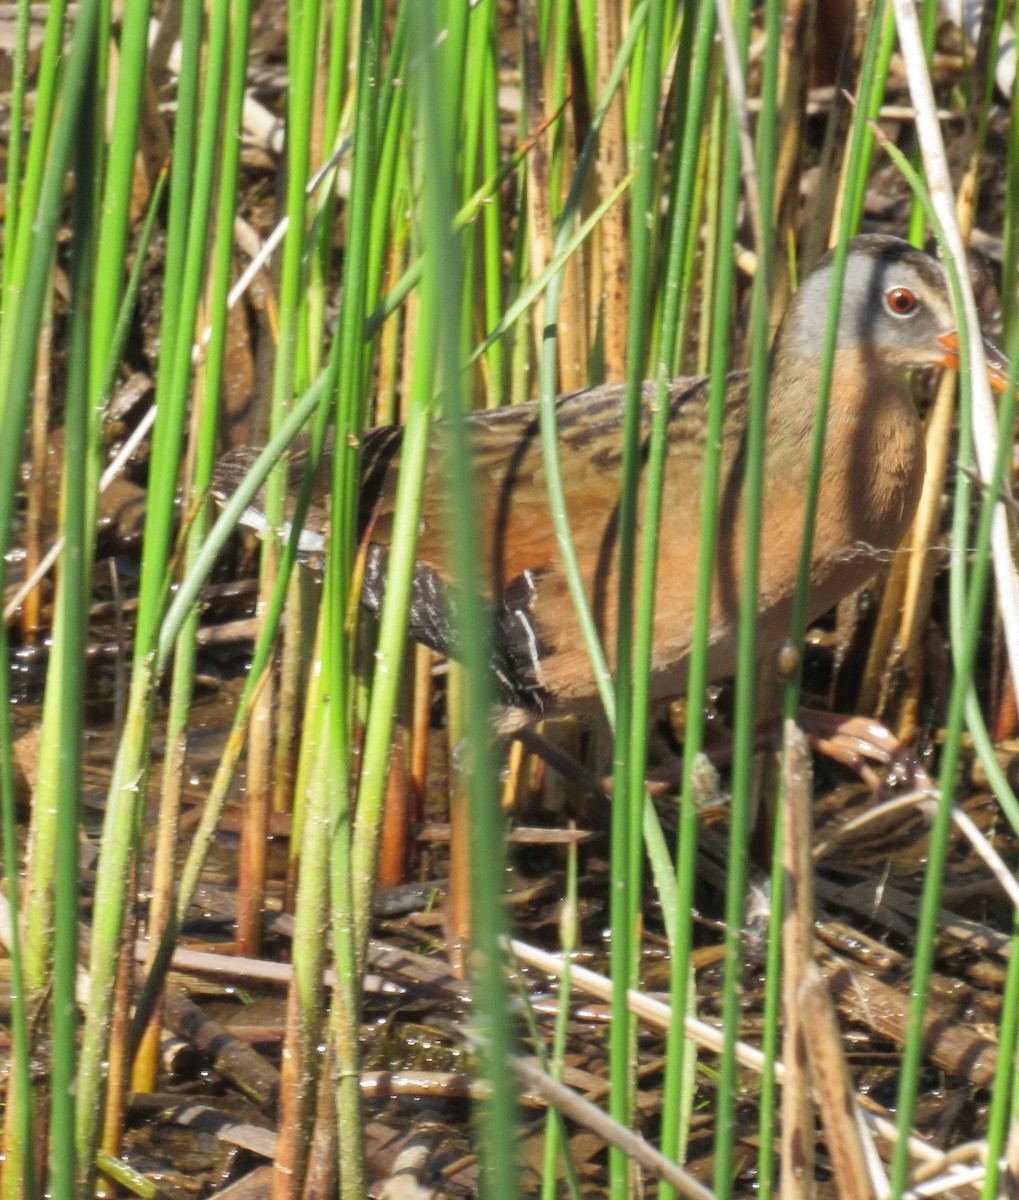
[892,0,1019,714]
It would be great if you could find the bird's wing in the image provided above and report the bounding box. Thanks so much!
[360,375,750,712]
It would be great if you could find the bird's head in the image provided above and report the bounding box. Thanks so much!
[783,234,1010,390]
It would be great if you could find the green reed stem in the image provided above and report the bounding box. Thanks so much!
[364,10,407,357]
[327,4,384,1191]
[536,2,649,732]
[846,0,897,236]
[87,0,151,414]
[540,836,583,1200]
[760,10,889,1195]
[906,0,939,247]
[708,4,757,1193]
[150,0,233,756]
[408,7,518,1196]
[76,2,221,1175]
[0,0,66,369]
[982,906,1019,1200]
[1,0,30,277]
[49,74,97,1198]
[656,0,722,1183]
[148,0,252,1096]
[852,125,1014,1200]
[131,368,335,1048]
[607,0,666,1193]
[332,1,383,959]
[1003,56,1019,333]
[733,0,779,1185]
[479,1,506,406]
[0,4,101,1194]
[890,313,1013,1198]
[780,0,888,740]
[29,11,163,1155]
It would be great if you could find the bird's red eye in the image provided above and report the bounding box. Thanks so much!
[886,286,918,316]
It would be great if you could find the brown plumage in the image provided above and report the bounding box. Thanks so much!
[215,235,1010,726]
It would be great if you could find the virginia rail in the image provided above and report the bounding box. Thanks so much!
[215,236,1010,727]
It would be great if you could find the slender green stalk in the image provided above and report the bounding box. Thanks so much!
[327,0,354,141]
[259,0,324,585]
[607,2,666,1193]
[459,0,487,376]
[622,0,667,872]
[982,907,1019,1200]
[154,0,238,757]
[0,0,100,1192]
[780,0,888,716]
[906,0,939,246]
[87,0,153,411]
[365,121,583,347]
[102,0,200,675]
[535,3,650,734]
[704,9,754,1193]
[347,0,435,986]
[19,177,166,1143]
[932,5,1019,834]
[1,0,31,279]
[349,402,433,942]
[1003,53,1019,333]
[49,67,97,1198]
[515,16,666,1190]
[305,1,362,386]
[407,7,517,1196]
[874,141,1019,1197]
[0,0,66,371]
[546,0,571,223]
[540,837,582,1200]
[245,0,326,971]
[189,0,254,499]
[888,312,1014,1198]
[735,0,779,1188]
[753,11,889,1195]
[0,404,35,1196]
[139,0,253,1093]
[655,0,721,1183]
[324,3,383,1190]
[327,0,382,662]
[462,1,488,208]
[132,366,336,1046]
[474,177,633,365]
[148,0,201,416]
[845,0,897,236]
[93,1151,176,1200]
[24,22,167,1091]
[363,9,407,357]
[479,0,506,407]
[700,75,724,376]
[281,703,334,1192]
[76,3,217,1176]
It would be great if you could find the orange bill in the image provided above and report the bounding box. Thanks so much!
[936,330,1013,393]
